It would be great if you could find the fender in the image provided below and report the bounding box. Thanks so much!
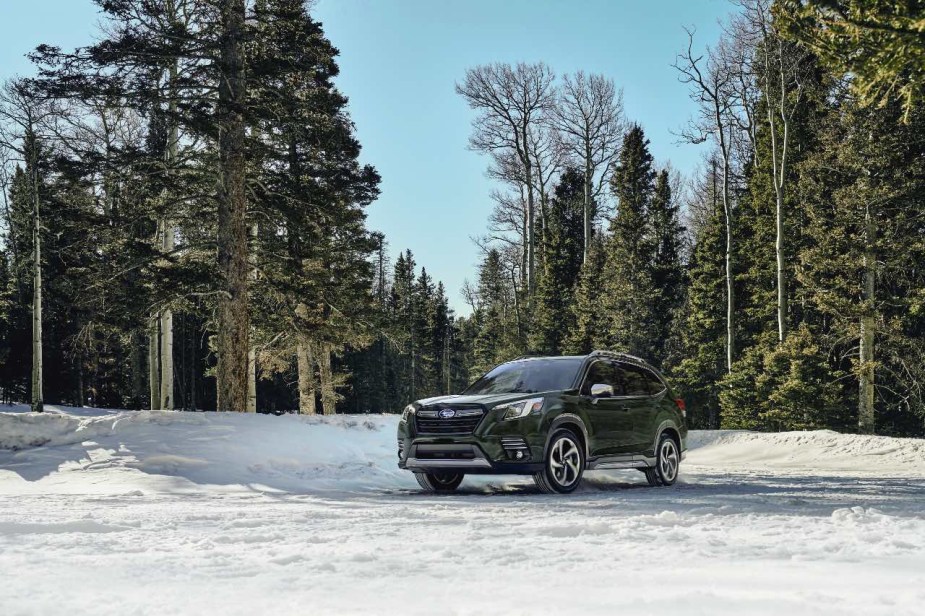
[651,419,684,458]
[545,412,591,462]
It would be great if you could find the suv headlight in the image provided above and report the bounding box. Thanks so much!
[495,397,544,421]
[400,404,415,423]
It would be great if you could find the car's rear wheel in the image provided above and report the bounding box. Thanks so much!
[534,429,584,494]
[645,433,680,487]
[414,471,464,493]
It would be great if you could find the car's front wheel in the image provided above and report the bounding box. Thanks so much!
[534,429,584,494]
[414,471,464,493]
[645,433,680,487]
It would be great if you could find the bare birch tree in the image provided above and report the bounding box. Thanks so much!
[456,62,555,296]
[675,29,744,374]
[0,80,57,413]
[551,71,625,262]
[736,0,810,344]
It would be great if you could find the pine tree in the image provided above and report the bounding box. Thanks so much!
[472,249,511,374]
[719,324,847,430]
[797,92,925,433]
[600,124,658,360]
[530,167,585,355]
[674,160,727,429]
[649,169,686,367]
[564,235,608,354]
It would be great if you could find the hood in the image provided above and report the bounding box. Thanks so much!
[413,392,538,408]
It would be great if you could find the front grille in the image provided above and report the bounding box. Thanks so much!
[414,407,485,435]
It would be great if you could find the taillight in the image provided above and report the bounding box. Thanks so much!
[675,398,686,417]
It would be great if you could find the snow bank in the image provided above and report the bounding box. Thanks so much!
[687,429,925,475]
[0,407,413,495]
[1,406,924,497]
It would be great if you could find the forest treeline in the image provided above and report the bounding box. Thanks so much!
[0,1,923,436]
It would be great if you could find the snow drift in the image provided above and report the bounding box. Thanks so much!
[1,406,923,497]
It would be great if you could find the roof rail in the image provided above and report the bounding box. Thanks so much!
[589,350,647,364]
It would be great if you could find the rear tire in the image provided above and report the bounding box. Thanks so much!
[646,432,680,487]
[414,471,464,493]
[533,429,584,494]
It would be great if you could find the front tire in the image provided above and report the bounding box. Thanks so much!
[414,471,464,493]
[534,429,584,494]
[646,433,680,487]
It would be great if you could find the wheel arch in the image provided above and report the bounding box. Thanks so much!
[655,421,682,455]
[545,413,590,464]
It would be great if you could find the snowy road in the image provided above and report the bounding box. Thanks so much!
[1,409,924,615]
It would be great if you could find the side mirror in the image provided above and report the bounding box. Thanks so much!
[590,383,614,398]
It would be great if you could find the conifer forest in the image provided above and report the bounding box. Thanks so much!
[1,0,924,437]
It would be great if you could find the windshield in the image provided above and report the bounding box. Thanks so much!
[464,358,584,395]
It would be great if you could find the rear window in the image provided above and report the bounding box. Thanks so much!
[464,358,584,395]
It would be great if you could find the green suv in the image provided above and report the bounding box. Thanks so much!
[397,351,687,494]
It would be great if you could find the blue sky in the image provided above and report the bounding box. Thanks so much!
[1,0,731,314]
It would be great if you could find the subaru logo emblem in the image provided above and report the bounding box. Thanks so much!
[438,409,456,419]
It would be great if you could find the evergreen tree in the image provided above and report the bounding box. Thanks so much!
[600,124,658,361]
[797,92,925,433]
[564,235,608,354]
[649,169,686,367]
[674,160,727,429]
[471,249,512,374]
[530,167,585,355]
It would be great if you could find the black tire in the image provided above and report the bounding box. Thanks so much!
[414,471,464,493]
[647,432,680,487]
[533,429,585,494]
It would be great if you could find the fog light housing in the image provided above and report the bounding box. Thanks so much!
[501,437,530,461]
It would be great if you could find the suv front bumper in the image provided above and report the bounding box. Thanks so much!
[398,439,544,474]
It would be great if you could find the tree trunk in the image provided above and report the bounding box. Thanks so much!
[583,148,592,263]
[215,0,249,413]
[524,155,535,296]
[296,340,317,415]
[319,343,336,416]
[157,52,180,411]
[131,330,145,409]
[721,155,734,374]
[765,74,792,345]
[30,158,43,413]
[247,348,257,413]
[774,186,787,343]
[75,352,85,407]
[149,316,160,409]
[158,225,174,409]
[245,223,258,413]
[858,203,876,434]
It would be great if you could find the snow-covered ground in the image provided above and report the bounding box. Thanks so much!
[1,406,924,615]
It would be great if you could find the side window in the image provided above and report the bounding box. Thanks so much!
[617,363,665,396]
[581,361,624,396]
[620,364,651,396]
[644,369,666,395]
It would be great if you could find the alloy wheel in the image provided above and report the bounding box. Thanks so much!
[550,435,582,487]
[534,429,585,494]
[656,437,679,485]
